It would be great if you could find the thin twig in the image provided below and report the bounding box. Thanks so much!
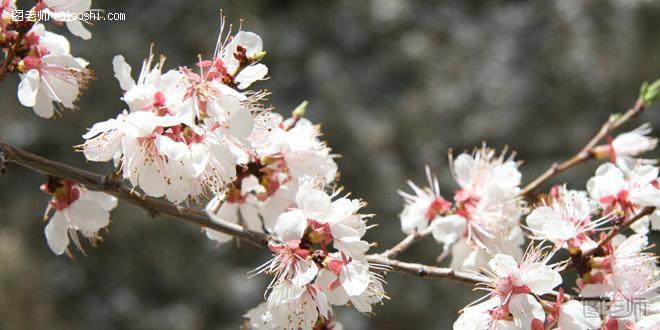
[366,254,487,284]
[561,206,656,274]
[0,30,26,82]
[380,99,648,258]
[381,226,434,259]
[519,99,646,197]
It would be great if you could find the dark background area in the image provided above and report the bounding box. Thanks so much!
[1,0,659,329]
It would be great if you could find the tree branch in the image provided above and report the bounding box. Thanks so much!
[0,140,494,286]
[366,254,487,284]
[380,226,434,259]
[594,206,656,251]
[0,140,270,248]
[519,99,646,197]
[561,206,656,274]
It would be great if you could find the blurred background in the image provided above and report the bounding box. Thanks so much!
[1,0,659,329]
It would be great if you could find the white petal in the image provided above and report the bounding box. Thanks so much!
[83,191,118,211]
[32,88,55,118]
[520,263,562,295]
[112,55,135,90]
[300,190,332,219]
[431,214,467,244]
[542,219,577,242]
[67,198,110,234]
[205,202,238,243]
[508,294,545,329]
[525,206,556,233]
[488,254,519,278]
[138,164,166,197]
[236,64,268,89]
[334,238,370,260]
[66,20,91,40]
[189,143,209,177]
[558,300,602,330]
[239,203,262,232]
[155,135,188,160]
[273,210,307,242]
[17,70,40,107]
[452,154,474,189]
[45,212,70,255]
[339,260,370,296]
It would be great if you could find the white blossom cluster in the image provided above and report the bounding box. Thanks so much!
[1,0,93,118]
[76,16,381,329]
[399,128,659,329]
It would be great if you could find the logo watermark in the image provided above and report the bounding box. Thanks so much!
[582,297,650,320]
[11,9,126,22]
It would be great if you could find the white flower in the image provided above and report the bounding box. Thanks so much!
[42,0,93,40]
[453,296,500,330]
[80,111,127,164]
[316,256,386,314]
[444,147,526,268]
[587,163,659,232]
[41,179,117,255]
[112,54,189,115]
[603,123,658,171]
[610,235,658,302]
[399,166,451,234]
[267,281,331,330]
[451,146,522,199]
[251,112,338,184]
[291,179,371,260]
[579,234,659,327]
[526,186,608,252]
[17,25,91,118]
[457,247,561,329]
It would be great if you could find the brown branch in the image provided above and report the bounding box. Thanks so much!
[0,139,503,288]
[0,141,476,281]
[520,99,647,197]
[0,30,26,82]
[594,206,655,253]
[366,254,487,284]
[380,226,434,259]
[0,139,619,298]
[0,140,270,248]
[561,206,656,274]
[367,255,567,300]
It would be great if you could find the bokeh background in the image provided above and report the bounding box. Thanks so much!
[1,0,659,329]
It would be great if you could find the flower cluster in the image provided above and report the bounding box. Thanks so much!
[80,20,269,203]
[454,246,601,330]
[2,0,93,118]
[74,15,381,329]
[241,178,386,329]
[399,147,526,269]
[204,108,338,240]
[399,125,659,329]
